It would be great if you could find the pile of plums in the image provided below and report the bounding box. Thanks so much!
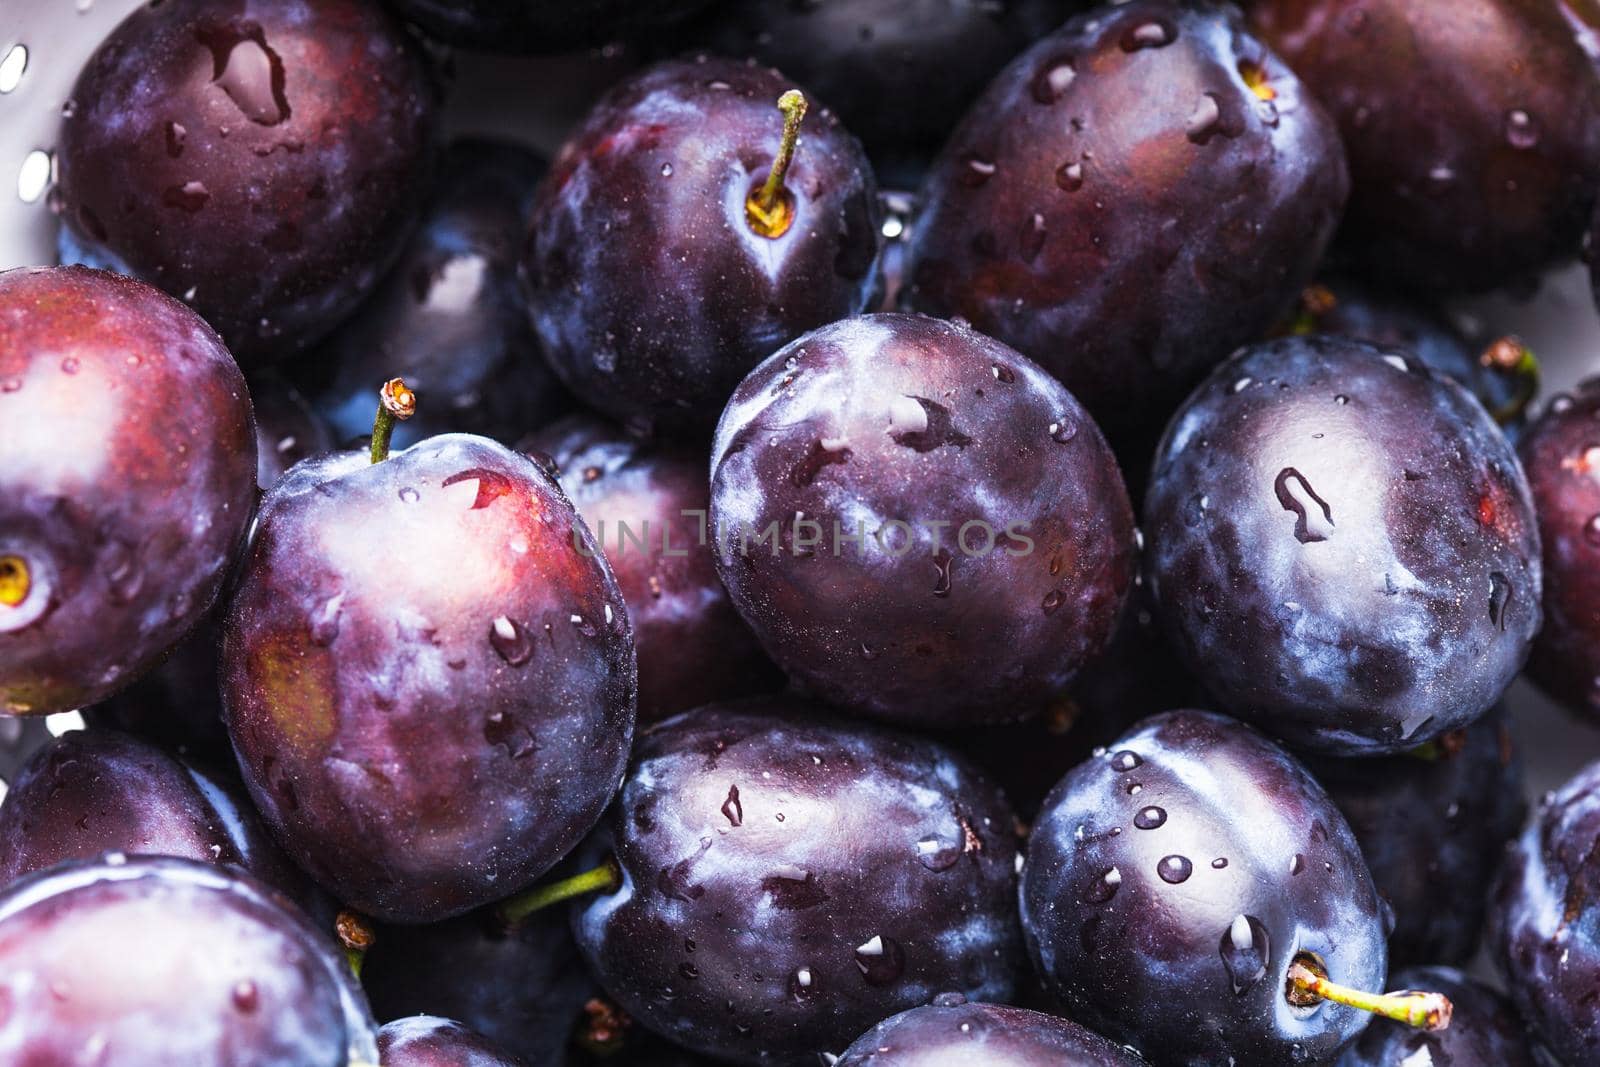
[2,0,1600,1063]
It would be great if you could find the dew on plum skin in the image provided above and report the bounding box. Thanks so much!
[1144,335,1541,755]
[834,1000,1146,1066]
[571,698,1022,1064]
[1021,710,1387,1066]
[55,0,439,363]
[376,1014,528,1067]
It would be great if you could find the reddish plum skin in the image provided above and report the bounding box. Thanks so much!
[709,313,1135,729]
[1304,706,1526,966]
[573,700,1024,1065]
[0,730,324,919]
[363,904,591,1065]
[1490,761,1600,1065]
[903,1,1348,449]
[523,57,881,435]
[668,1,1085,181]
[0,856,377,1066]
[220,435,636,923]
[1022,710,1387,1067]
[835,1000,1146,1066]
[1145,336,1542,755]
[1252,0,1600,294]
[304,140,567,450]
[0,266,257,716]
[1519,382,1600,722]
[526,415,782,721]
[378,1016,528,1067]
[56,0,439,362]
[1336,966,1538,1067]
[385,0,716,52]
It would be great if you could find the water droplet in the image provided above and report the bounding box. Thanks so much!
[721,783,743,827]
[1055,161,1085,191]
[1049,416,1078,443]
[17,149,51,205]
[888,396,971,452]
[1032,60,1077,103]
[60,357,79,375]
[1121,19,1175,51]
[1275,468,1335,544]
[309,594,343,646]
[958,153,997,187]
[1134,806,1166,830]
[1488,572,1512,631]
[853,935,906,985]
[1158,855,1193,884]
[1041,589,1065,615]
[931,549,953,597]
[1333,394,1349,405]
[1082,866,1122,903]
[1211,857,1228,869]
[163,180,210,213]
[1232,377,1253,394]
[489,615,533,666]
[164,121,187,158]
[791,438,852,487]
[917,835,961,871]
[991,363,1016,384]
[1382,353,1409,372]
[1019,211,1047,262]
[0,45,27,95]
[1111,750,1142,771]
[398,487,419,503]
[659,162,674,177]
[1289,853,1306,876]
[231,980,259,1013]
[790,967,815,998]
[1505,109,1540,149]
[197,24,291,126]
[1185,93,1225,143]
[1584,515,1600,547]
[1219,915,1270,994]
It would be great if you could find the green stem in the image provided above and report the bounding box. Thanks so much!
[746,90,807,238]
[369,377,416,464]
[1286,956,1452,1031]
[499,860,620,926]
[1479,337,1539,427]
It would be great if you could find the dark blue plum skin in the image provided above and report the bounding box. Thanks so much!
[1251,0,1600,295]
[0,855,377,1066]
[302,139,567,451]
[665,1,1085,183]
[902,1,1348,451]
[220,435,636,923]
[525,415,781,721]
[1519,382,1600,723]
[1144,335,1541,755]
[0,729,326,922]
[572,699,1024,1065]
[1490,760,1600,1066]
[385,0,716,53]
[835,999,1146,1066]
[0,267,258,716]
[1021,710,1387,1067]
[55,0,439,362]
[523,57,881,435]
[1291,281,1527,437]
[378,1015,528,1066]
[1304,706,1525,966]
[363,903,591,1066]
[1335,966,1538,1067]
[709,313,1135,730]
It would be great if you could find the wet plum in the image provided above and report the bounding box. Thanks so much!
[571,698,1023,1064]
[0,266,257,716]
[303,139,567,450]
[902,0,1348,451]
[378,1015,528,1066]
[1336,966,1538,1067]
[0,729,325,919]
[523,57,881,435]
[835,998,1146,1066]
[525,415,781,721]
[363,902,591,1065]
[1519,380,1600,722]
[1303,706,1526,966]
[385,0,716,53]
[0,855,377,1066]
[220,415,635,923]
[668,1,1084,182]
[1021,710,1403,1066]
[56,0,439,362]
[709,313,1135,730]
[1144,335,1541,755]
[1490,760,1600,1065]
[1251,0,1600,294]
